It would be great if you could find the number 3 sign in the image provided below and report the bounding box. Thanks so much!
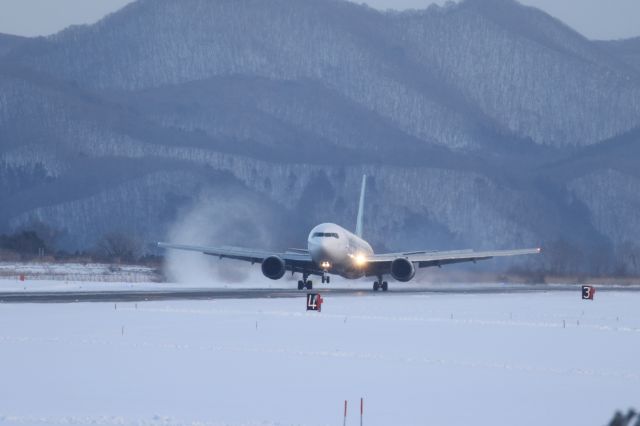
[582,285,595,300]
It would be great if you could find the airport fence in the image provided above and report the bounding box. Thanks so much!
[0,263,163,283]
[0,273,162,283]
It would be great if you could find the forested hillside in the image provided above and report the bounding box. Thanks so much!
[1,0,639,275]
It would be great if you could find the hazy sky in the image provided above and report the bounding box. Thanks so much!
[0,0,638,40]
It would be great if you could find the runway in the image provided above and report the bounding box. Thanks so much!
[0,284,639,304]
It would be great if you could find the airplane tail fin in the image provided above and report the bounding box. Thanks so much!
[355,174,367,238]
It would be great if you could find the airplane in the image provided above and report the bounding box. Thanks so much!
[158,175,541,291]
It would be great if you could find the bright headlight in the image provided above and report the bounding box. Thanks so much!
[353,253,367,267]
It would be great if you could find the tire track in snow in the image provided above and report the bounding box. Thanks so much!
[120,306,640,335]
[0,414,284,426]
[1,335,638,382]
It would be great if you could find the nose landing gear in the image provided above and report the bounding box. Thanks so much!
[321,275,331,284]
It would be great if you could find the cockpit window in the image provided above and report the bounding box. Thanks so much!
[312,232,339,239]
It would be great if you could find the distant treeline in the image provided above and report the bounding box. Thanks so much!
[0,228,160,266]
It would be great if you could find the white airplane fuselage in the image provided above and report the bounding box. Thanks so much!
[307,223,373,279]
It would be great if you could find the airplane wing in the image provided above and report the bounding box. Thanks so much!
[157,242,322,275]
[364,247,541,276]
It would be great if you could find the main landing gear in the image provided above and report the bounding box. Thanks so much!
[373,277,388,292]
[298,279,313,290]
[298,273,313,290]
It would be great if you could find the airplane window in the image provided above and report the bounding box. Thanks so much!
[312,232,339,238]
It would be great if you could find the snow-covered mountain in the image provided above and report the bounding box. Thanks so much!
[1,0,639,274]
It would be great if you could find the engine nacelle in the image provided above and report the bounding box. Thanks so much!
[390,258,416,282]
[261,256,286,280]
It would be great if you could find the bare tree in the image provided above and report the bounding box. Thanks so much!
[617,241,640,276]
[96,232,142,263]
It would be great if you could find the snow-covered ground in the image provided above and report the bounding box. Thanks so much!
[0,289,637,426]
[0,277,184,293]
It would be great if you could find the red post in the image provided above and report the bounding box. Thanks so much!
[19,274,25,282]
[343,400,347,426]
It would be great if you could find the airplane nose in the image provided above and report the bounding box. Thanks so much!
[309,239,341,264]
[310,243,328,259]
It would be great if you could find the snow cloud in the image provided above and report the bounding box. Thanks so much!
[163,190,274,286]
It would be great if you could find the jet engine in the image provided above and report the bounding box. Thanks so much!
[390,258,416,282]
[261,256,286,280]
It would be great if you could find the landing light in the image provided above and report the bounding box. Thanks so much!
[321,261,331,269]
[352,253,367,267]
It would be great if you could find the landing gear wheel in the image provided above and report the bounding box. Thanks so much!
[382,281,388,292]
[306,281,313,290]
[326,276,330,284]
[373,281,380,291]
[297,280,304,290]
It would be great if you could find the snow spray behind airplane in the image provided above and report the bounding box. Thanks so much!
[164,189,278,286]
